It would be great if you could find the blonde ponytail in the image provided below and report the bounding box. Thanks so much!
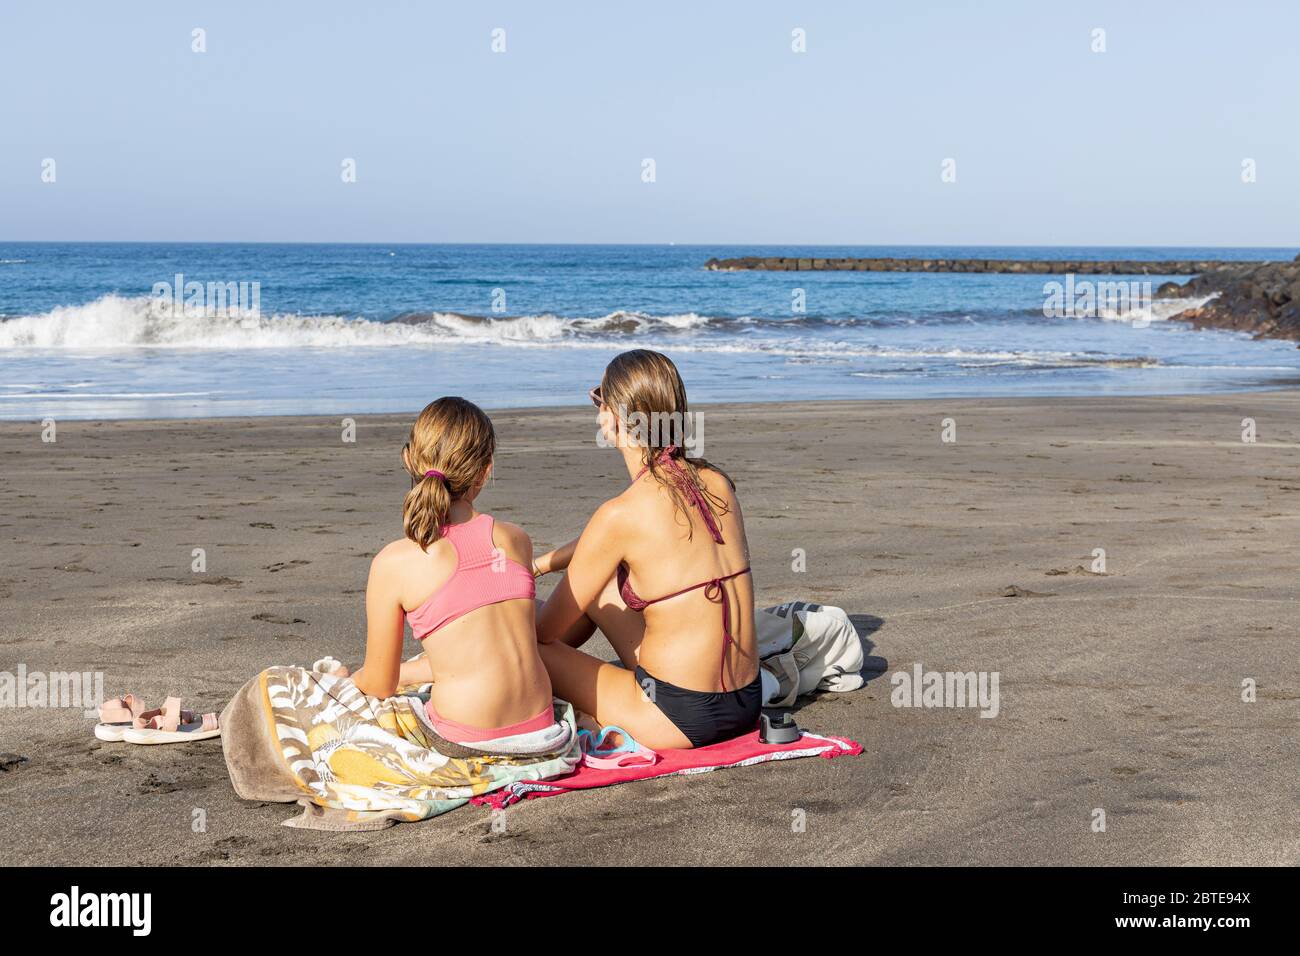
[402,474,455,551]
[400,397,496,551]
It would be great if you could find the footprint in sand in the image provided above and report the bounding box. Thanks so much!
[1000,585,1056,598]
[147,575,243,588]
[192,836,256,863]
[263,559,311,573]
[251,612,306,625]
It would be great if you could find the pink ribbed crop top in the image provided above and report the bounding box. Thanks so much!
[404,513,536,640]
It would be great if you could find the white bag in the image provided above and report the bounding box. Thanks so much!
[757,602,866,707]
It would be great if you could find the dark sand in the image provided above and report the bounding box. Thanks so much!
[1,394,1297,865]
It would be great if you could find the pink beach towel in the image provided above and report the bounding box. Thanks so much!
[469,729,862,810]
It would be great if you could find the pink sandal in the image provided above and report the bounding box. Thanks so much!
[94,693,148,742]
[121,697,221,744]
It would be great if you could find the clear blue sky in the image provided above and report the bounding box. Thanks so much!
[1,0,1296,245]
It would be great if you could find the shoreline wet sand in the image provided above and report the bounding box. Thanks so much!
[1,393,1297,865]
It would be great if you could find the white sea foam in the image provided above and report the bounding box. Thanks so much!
[3,391,211,400]
[0,296,1157,371]
[0,295,720,350]
[0,292,1227,374]
[1093,293,1218,324]
[0,295,415,349]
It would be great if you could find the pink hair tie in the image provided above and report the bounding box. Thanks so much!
[424,469,446,481]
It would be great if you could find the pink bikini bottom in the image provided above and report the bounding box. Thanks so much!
[425,700,554,744]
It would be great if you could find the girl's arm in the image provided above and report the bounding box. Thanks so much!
[351,548,406,699]
[532,535,580,577]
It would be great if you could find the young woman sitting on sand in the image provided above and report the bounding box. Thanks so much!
[531,349,760,749]
[338,396,557,744]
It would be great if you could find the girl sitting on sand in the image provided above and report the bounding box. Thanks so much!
[531,349,760,749]
[340,396,556,743]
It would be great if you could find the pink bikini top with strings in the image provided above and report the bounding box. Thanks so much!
[616,445,751,690]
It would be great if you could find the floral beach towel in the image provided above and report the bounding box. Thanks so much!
[221,666,581,830]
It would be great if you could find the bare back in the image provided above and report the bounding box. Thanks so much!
[379,513,551,729]
[618,466,756,692]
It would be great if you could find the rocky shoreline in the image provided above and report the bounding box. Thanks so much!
[1156,258,1300,342]
[704,254,1300,344]
[703,256,1248,274]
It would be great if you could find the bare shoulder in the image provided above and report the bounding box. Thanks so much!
[375,537,418,562]
[368,538,424,598]
[489,516,533,563]
[372,537,420,572]
[596,487,640,527]
[696,461,737,494]
[491,517,532,549]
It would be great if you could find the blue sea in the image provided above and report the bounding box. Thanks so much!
[1,243,1297,420]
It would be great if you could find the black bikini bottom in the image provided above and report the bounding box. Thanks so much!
[634,665,762,748]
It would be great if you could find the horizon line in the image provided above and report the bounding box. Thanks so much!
[1,240,1297,250]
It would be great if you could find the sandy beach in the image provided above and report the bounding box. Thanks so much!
[1,393,1296,866]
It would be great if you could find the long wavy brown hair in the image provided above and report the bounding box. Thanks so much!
[600,349,733,538]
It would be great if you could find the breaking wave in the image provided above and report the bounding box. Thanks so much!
[0,292,1212,356]
[0,296,732,349]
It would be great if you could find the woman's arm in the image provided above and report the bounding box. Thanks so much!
[351,548,406,699]
[334,653,431,689]
[532,536,580,577]
[396,654,433,689]
[536,501,626,643]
